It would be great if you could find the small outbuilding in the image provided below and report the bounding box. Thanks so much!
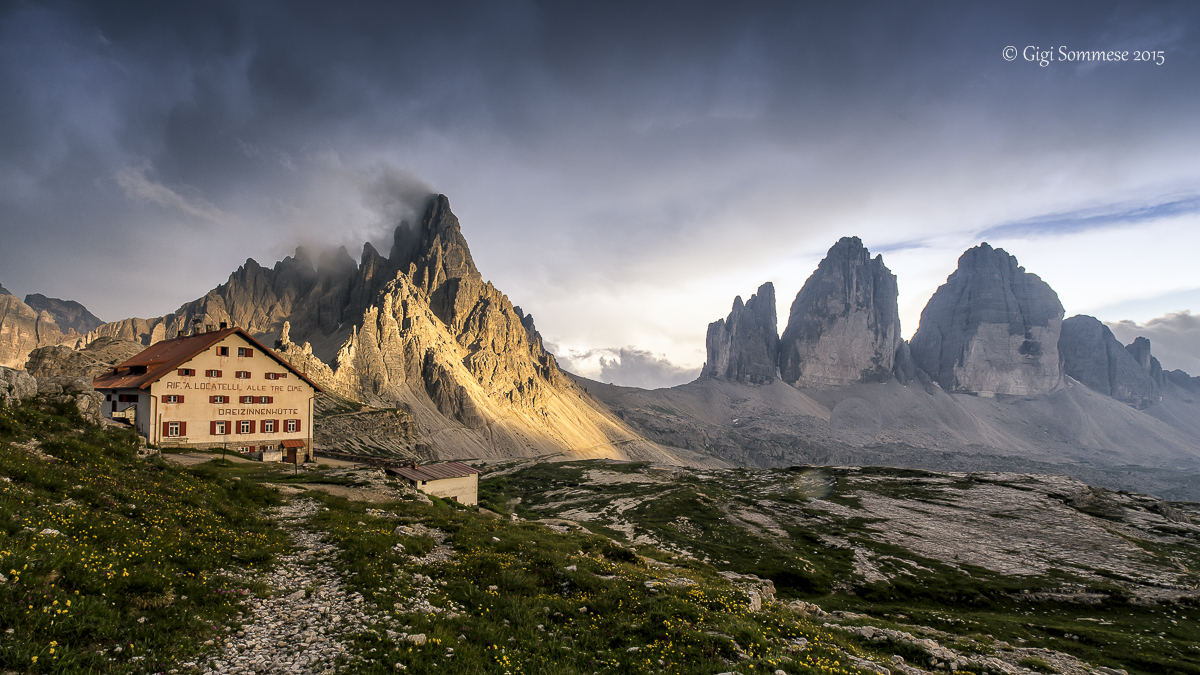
[389,462,482,505]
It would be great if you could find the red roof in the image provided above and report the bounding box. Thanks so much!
[92,326,323,393]
[281,439,307,448]
[390,462,481,483]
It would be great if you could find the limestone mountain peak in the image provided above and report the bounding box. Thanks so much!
[703,282,778,384]
[23,294,105,335]
[778,237,900,387]
[910,242,1063,396]
[75,193,681,464]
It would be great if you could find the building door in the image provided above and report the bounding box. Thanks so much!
[286,448,296,464]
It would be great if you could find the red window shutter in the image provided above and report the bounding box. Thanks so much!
[162,421,170,437]
[210,421,217,435]
[178,395,185,404]
[180,421,187,436]
[273,419,280,433]
[248,349,254,357]
[177,369,184,376]
[249,420,256,434]
[295,419,302,433]
[209,395,215,403]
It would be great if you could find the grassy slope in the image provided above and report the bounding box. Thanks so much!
[5,399,1197,674]
[0,401,891,674]
[0,401,293,673]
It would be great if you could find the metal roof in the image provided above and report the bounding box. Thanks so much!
[92,326,324,393]
[388,461,481,483]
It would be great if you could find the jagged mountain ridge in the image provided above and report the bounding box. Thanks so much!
[23,294,105,335]
[702,282,778,384]
[611,237,1200,500]
[81,196,712,466]
[0,291,89,369]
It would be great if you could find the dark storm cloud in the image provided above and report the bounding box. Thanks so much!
[1,0,1198,363]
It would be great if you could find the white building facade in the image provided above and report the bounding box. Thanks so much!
[94,326,321,462]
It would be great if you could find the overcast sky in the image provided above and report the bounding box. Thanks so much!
[3,1,1199,387]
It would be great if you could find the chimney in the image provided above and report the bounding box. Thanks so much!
[219,322,228,330]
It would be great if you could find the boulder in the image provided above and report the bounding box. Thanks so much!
[0,366,37,406]
[1059,315,1158,408]
[702,282,779,384]
[910,243,1063,396]
[778,237,900,387]
[45,390,104,424]
[37,375,93,396]
[24,336,144,380]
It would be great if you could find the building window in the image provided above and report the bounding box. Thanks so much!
[262,419,276,433]
[211,420,228,435]
[205,369,222,377]
[163,395,184,404]
[118,394,139,403]
[239,395,254,404]
[285,419,299,433]
[237,420,254,434]
[238,347,254,358]
[265,372,289,380]
[257,396,273,404]
[210,395,229,404]
[177,368,196,376]
[216,346,229,356]
[235,371,251,379]
[163,421,185,437]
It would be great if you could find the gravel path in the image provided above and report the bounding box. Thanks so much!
[195,499,376,675]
